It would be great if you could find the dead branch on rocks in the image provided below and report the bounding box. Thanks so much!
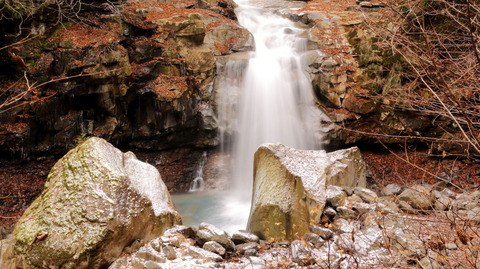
[0,68,124,115]
[364,0,480,157]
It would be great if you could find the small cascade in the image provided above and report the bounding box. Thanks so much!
[188,151,208,192]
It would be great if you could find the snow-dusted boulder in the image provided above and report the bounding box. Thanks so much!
[247,144,366,241]
[2,137,181,269]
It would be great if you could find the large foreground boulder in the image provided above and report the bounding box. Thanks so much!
[247,144,366,241]
[2,137,181,269]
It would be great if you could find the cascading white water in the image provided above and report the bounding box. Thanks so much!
[173,0,323,232]
[216,0,323,228]
[188,151,208,192]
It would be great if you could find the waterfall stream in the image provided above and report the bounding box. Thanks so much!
[173,0,322,232]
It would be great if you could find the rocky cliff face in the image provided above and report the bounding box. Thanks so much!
[0,0,252,156]
[286,1,457,151]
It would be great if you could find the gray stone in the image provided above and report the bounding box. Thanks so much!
[160,233,187,248]
[187,246,223,262]
[304,233,325,248]
[310,226,333,240]
[109,257,129,269]
[163,245,177,260]
[346,194,364,204]
[376,201,400,214]
[236,242,258,255]
[291,240,314,266]
[388,229,426,258]
[350,201,372,214]
[453,191,480,210]
[361,212,379,228]
[398,200,417,214]
[324,206,337,217]
[164,225,196,239]
[436,188,456,199]
[398,185,434,210]
[337,206,357,219]
[2,138,181,269]
[244,249,257,256]
[434,193,453,211]
[123,239,144,255]
[326,185,347,208]
[354,187,379,203]
[248,144,366,241]
[150,239,162,253]
[334,218,357,233]
[136,250,166,263]
[419,257,442,269]
[203,241,226,256]
[231,230,259,244]
[381,183,403,196]
[380,215,407,229]
[460,207,480,222]
[197,223,235,250]
[344,187,355,196]
[446,243,458,250]
[321,58,339,69]
[240,256,266,269]
[144,261,163,269]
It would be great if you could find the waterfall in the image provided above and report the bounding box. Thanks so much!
[216,0,323,227]
[173,0,323,232]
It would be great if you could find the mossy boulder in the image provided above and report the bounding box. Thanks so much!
[2,137,181,269]
[247,144,366,242]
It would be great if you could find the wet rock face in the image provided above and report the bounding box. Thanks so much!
[2,137,181,269]
[248,144,366,241]
[0,0,252,157]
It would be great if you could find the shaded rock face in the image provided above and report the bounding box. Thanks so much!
[279,5,452,151]
[2,137,181,269]
[0,0,252,157]
[247,143,366,241]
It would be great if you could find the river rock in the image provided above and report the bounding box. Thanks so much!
[376,200,400,214]
[434,192,454,211]
[326,185,347,208]
[231,230,260,244]
[354,187,379,203]
[291,240,314,266]
[336,206,357,219]
[452,190,480,210]
[240,256,266,269]
[188,245,223,262]
[310,226,334,240]
[303,233,325,248]
[388,229,426,259]
[381,183,403,196]
[196,223,235,250]
[2,137,181,269]
[248,144,366,241]
[397,184,435,211]
[236,242,258,255]
[203,241,226,256]
[163,245,177,260]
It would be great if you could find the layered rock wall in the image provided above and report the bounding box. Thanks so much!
[0,0,252,156]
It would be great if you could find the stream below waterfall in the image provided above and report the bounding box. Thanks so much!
[172,0,323,232]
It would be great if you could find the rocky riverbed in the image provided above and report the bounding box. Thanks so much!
[1,138,480,268]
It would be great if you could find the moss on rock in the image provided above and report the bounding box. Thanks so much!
[2,137,181,269]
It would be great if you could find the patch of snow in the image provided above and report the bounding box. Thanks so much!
[123,151,176,216]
